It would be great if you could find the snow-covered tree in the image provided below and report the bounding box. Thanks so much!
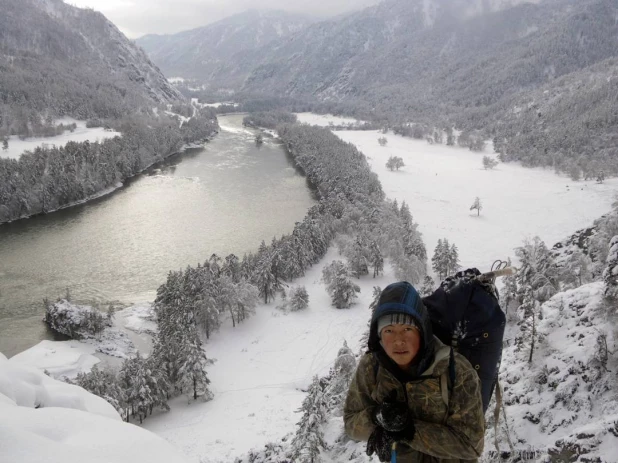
[392,253,425,285]
[561,247,593,288]
[322,260,360,309]
[180,330,212,401]
[502,264,519,317]
[119,352,154,424]
[74,364,126,415]
[322,342,356,414]
[603,235,618,298]
[516,288,538,363]
[1,137,7,151]
[230,278,260,326]
[482,156,498,170]
[447,243,460,276]
[421,275,435,296]
[253,241,280,304]
[432,239,447,279]
[145,355,171,414]
[290,375,327,463]
[470,197,482,216]
[368,240,384,278]
[515,236,560,305]
[289,286,309,311]
[378,136,388,146]
[347,235,369,278]
[386,155,404,171]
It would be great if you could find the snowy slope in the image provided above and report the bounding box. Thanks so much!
[0,352,190,463]
[493,282,618,461]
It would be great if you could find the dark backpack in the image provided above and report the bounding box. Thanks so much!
[422,268,506,413]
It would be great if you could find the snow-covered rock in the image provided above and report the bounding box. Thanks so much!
[492,282,618,462]
[0,353,190,463]
[9,340,100,380]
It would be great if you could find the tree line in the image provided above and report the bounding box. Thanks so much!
[0,108,218,223]
[242,110,297,130]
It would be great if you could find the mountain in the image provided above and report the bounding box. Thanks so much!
[0,0,183,132]
[135,10,315,86]
[180,0,616,176]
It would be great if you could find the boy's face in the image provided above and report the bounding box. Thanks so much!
[380,323,422,369]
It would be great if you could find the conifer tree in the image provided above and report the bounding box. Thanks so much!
[322,261,360,309]
[603,235,618,298]
[369,240,384,278]
[421,275,435,296]
[515,237,559,305]
[447,243,460,276]
[348,235,369,278]
[180,329,212,401]
[432,239,450,280]
[289,286,309,311]
[470,197,482,216]
[322,342,356,414]
[119,352,154,424]
[253,242,279,304]
[75,364,126,415]
[561,247,592,288]
[290,375,326,463]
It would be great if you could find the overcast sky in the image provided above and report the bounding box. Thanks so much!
[66,0,381,38]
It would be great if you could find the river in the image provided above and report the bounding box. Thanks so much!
[0,115,316,357]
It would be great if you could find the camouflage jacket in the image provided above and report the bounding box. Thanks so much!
[344,338,485,463]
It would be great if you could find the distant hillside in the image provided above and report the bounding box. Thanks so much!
[141,0,618,176]
[0,0,183,137]
[135,10,314,87]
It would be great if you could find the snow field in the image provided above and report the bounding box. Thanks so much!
[334,129,618,273]
[296,112,364,127]
[0,118,121,160]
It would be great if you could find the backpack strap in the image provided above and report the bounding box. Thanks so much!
[440,347,456,422]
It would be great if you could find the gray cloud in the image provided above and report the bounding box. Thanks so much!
[67,0,381,38]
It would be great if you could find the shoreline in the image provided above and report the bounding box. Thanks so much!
[0,133,218,226]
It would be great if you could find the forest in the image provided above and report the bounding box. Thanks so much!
[0,108,218,223]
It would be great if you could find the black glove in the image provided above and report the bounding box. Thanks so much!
[366,425,395,462]
[373,401,410,433]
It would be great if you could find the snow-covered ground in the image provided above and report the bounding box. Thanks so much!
[0,118,121,160]
[5,124,618,462]
[0,353,191,463]
[296,112,364,127]
[334,130,618,272]
[9,340,100,380]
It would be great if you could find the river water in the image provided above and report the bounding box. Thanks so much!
[0,115,316,357]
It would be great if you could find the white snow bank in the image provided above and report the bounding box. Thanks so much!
[0,119,121,160]
[9,340,100,380]
[121,303,157,335]
[0,353,191,463]
[0,352,115,418]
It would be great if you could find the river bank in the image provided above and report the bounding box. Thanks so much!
[0,114,316,357]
